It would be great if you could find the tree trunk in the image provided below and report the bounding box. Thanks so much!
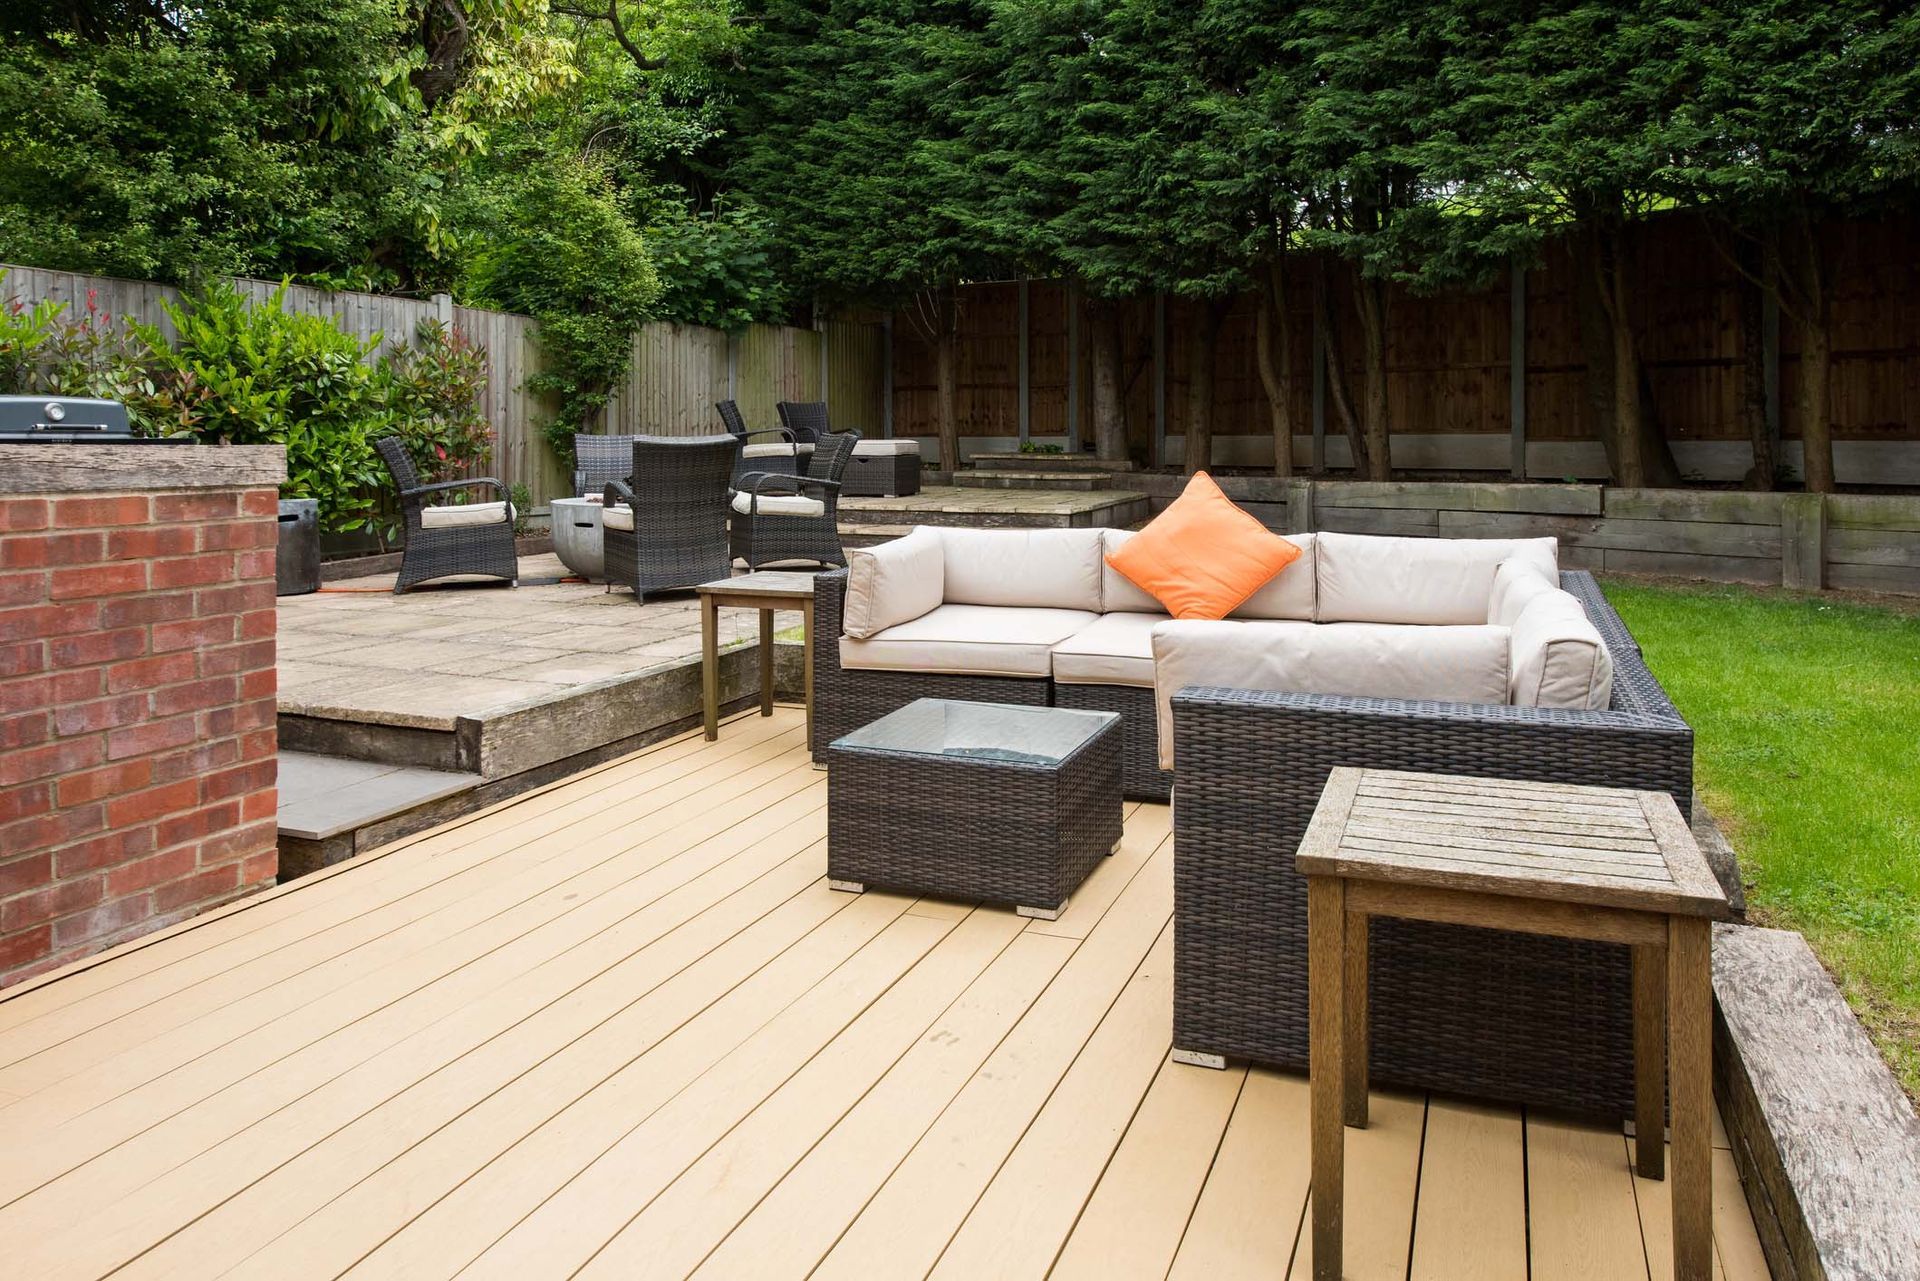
[1353,272,1391,481]
[1315,261,1368,477]
[1087,297,1129,463]
[1182,297,1232,475]
[1254,261,1294,478]
[1782,220,1835,493]
[1736,241,1774,490]
[933,284,960,473]
[1580,224,1680,487]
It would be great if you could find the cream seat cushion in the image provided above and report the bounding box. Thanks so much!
[602,504,633,532]
[843,526,943,639]
[852,438,921,456]
[1509,589,1614,709]
[1050,611,1170,688]
[1315,532,1558,625]
[1151,619,1512,768]
[941,528,1105,611]
[840,604,1098,679]
[730,490,825,518]
[420,500,513,530]
[741,442,802,460]
[1100,528,1317,619]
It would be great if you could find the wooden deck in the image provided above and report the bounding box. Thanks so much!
[0,708,1770,1280]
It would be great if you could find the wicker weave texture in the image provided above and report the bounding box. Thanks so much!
[1169,570,1693,1119]
[572,435,639,497]
[1053,682,1173,801]
[842,451,922,497]
[731,431,860,571]
[826,712,1123,911]
[602,434,737,601]
[375,437,518,593]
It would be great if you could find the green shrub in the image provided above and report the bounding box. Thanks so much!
[384,319,494,485]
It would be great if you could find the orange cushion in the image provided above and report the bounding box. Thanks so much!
[1105,472,1302,620]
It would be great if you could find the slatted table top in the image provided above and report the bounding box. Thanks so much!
[1296,768,1732,919]
[695,570,818,601]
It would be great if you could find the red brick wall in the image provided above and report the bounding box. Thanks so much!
[0,487,278,986]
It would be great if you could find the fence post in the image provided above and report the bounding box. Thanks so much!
[1781,493,1826,591]
[1018,278,1031,447]
[881,314,893,439]
[1065,281,1081,454]
[1286,478,1317,535]
[432,292,453,327]
[1509,261,1527,479]
[1311,304,1327,474]
[1153,292,1167,468]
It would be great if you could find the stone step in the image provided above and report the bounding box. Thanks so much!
[968,452,1138,473]
[951,470,1114,491]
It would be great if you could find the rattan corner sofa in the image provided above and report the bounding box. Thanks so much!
[810,525,1696,1119]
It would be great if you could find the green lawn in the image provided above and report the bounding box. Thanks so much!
[1603,577,1920,1099]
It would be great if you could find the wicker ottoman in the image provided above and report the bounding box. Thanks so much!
[843,439,922,497]
[826,699,1123,918]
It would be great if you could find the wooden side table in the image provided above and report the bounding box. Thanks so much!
[694,571,816,744]
[1297,767,1732,1281]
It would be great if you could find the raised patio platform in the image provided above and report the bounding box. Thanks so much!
[0,709,1769,1280]
[837,483,1150,547]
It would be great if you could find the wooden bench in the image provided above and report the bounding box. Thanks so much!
[1297,767,1733,1281]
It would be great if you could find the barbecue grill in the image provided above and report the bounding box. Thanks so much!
[0,396,187,445]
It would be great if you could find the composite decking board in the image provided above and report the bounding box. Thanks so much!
[0,709,793,1029]
[0,715,806,1062]
[0,749,825,1167]
[0,722,1772,1281]
[807,842,1177,1281]
[1284,1093,1427,1281]
[1167,1070,1312,1279]
[99,844,849,1281]
[1047,1053,1247,1280]
[1407,1100,1528,1280]
[684,932,1079,1281]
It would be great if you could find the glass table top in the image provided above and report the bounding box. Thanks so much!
[832,699,1119,767]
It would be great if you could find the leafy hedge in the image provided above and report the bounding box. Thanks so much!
[0,276,492,535]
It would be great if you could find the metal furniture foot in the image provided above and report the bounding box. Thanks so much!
[1016,900,1068,921]
[1172,1048,1229,1070]
[828,879,865,894]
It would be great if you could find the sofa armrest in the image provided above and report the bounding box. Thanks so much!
[842,526,944,638]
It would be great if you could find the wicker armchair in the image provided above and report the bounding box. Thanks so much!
[716,399,805,485]
[729,430,859,571]
[572,434,640,497]
[1167,572,1696,1120]
[775,400,831,442]
[601,435,739,601]
[374,437,518,593]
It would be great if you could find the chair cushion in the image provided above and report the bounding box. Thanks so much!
[844,527,944,639]
[852,439,921,457]
[839,604,1099,678]
[1315,532,1559,625]
[742,442,799,460]
[730,490,826,518]
[1104,473,1301,620]
[1509,589,1614,709]
[1488,555,1559,627]
[602,504,633,532]
[940,528,1105,611]
[420,501,514,530]
[1151,619,1513,768]
[1050,610,1170,688]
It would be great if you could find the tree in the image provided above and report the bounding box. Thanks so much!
[1682,1,1920,492]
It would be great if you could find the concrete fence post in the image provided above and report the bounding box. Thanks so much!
[1780,493,1826,591]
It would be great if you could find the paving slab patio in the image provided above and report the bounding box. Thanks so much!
[278,553,779,733]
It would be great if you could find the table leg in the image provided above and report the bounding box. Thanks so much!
[700,594,720,742]
[1345,909,1369,1129]
[801,597,815,753]
[1308,876,1347,1281]
[1633,942,1667,1180]
[758,608,775,716]
[1667,916,1714,1281]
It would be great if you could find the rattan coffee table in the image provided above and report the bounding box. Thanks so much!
[825,699,1123,919]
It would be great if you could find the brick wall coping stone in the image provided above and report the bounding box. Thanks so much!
[0,444,286,494]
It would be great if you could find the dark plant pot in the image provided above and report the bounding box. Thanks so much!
[276,499,321,596]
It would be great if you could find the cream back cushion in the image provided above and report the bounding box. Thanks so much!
[1315,532,1558,625]
[1150,618,1512,768]
[942,528,1105,611]
[1099,529,1165,613]
[1509,589,1614,709]
[1488,555,1560,627]
[842,526,944,639]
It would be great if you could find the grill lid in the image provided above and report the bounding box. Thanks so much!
[0,396,189,445]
